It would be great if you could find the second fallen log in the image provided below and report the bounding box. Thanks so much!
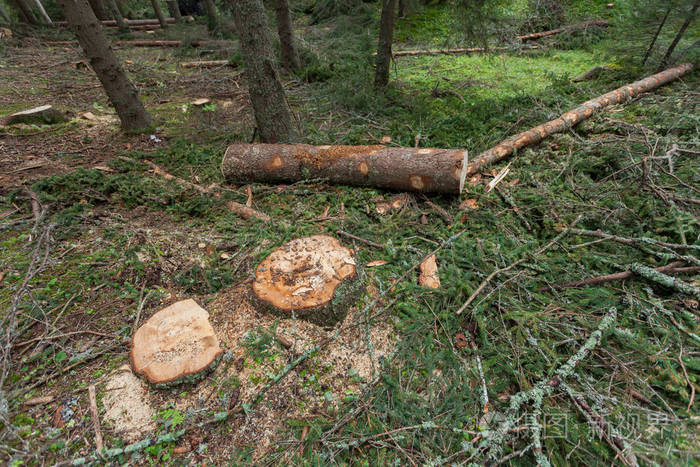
[222,144,467,193]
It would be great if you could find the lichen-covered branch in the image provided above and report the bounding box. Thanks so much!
[629,263,700,298]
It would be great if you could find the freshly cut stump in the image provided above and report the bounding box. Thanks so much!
[131,299,223,386]
[253,235,362,326]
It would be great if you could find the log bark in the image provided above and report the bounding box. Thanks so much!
[222,64,692,193]
[274,0,300,71]
[57,0,152,132]
[467,63,693,177]
[229,0,298,143]
[150,0,168,29]
[516,19,609,42]
[180,59,231,68]
[374,0,396,89]
[389,45,539,57]
[223,144,467,193]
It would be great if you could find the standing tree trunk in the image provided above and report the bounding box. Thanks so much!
[658,0,699,70]
[202,0,217,30]
[374,0,396,89]
[12,0,39,24]
[274,0,300,71]
[150,0,168,29]
[105,0,127,31]
[642,7,670,65]
[31,0,52,24]
[87,0,107,20]
[229,0,298,143]
[57,0,153,132]
[166,0,181,23]
[0,3,12,23]
[398,0,405,17]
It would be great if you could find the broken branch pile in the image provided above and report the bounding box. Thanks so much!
[222,64,693,193]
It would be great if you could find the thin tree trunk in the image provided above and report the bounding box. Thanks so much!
[398,0,405,17]
[658,1,699,71]
[222,64,693,193]
[642,7,670,65]
[150,0,168,29]
[31,0,52,24]
[166,0,181,22]
[57,0,153,132]
[0,3,12,23]
[12,0,39,24]
[516,19,609,42]
[202,0,217,31]
[229,0,298,143]
[105,0,127,31]
[87,0,107,20]
[274,0,300,71]
[375,0,396,89]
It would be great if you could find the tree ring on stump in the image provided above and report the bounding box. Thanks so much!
[131,299,223,387]
[252,235,363,327]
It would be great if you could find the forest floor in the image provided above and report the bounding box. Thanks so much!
[1,3,699,466]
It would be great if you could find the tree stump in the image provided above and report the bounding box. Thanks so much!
[131,299,223,386]
[252,235,363,326]
[1,105,66,126]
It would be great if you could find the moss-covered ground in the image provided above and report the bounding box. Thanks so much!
[0,1,698,465]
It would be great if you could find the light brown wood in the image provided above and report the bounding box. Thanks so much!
[87,385,104,451]
[131,299,223,385]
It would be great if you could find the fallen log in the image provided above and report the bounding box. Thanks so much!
[466,62,693,176]
[113,40,214,47]
[516,19,609,42]
[388,45,539,57]
[221,64,692,193]
[181,60,231,68]
[54,17,176,26]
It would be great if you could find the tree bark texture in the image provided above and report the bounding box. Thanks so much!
[12,0,39,24]
[230,0,298,143]
[31,0,52,24]
[274,0,300,71]
[658,1,698,70]
[222,64,693,194]
[105,0,127,30]
[516,19,609,42]
[468,62,694,177]
[166,0,181,22]
[87,0,107,20]
[57,0,153,132]
[222,144,468,193]
[202,0,217,30]
[374,0,396,89]
[150,0,168,29]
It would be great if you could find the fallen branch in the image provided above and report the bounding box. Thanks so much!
[551,261,700,290]
[87,385,104,451]
[143,159,271,221]
[516,19,609,42]
[478,307,618,463]
[113,40,215,47]
[54,17,176,26]
[566,227,700,253]
[629,263,700,298]
[456,215,582,314]
[180,60,232,68]
[388,45,539,57]
[222,64,692,193]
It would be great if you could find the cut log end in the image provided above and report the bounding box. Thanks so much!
[1,105,67,126]
[252,235,363,326]
[131,299,223,386]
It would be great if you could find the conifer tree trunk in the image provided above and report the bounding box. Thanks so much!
[105,0,127,30]
[57,0,153,132]
[642,7,670,65]
[398,0,405,17]
[12,0,39,24]
[658,0,698,70]
[166,0,181,22]
[87,0,107,20]
[31,0,52,24]
[230,0,298,143]
[0,3,12,23]
[150,0,168,29]
[374,0,396,89]
[274,0,300,71]
[202,0,217,30]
